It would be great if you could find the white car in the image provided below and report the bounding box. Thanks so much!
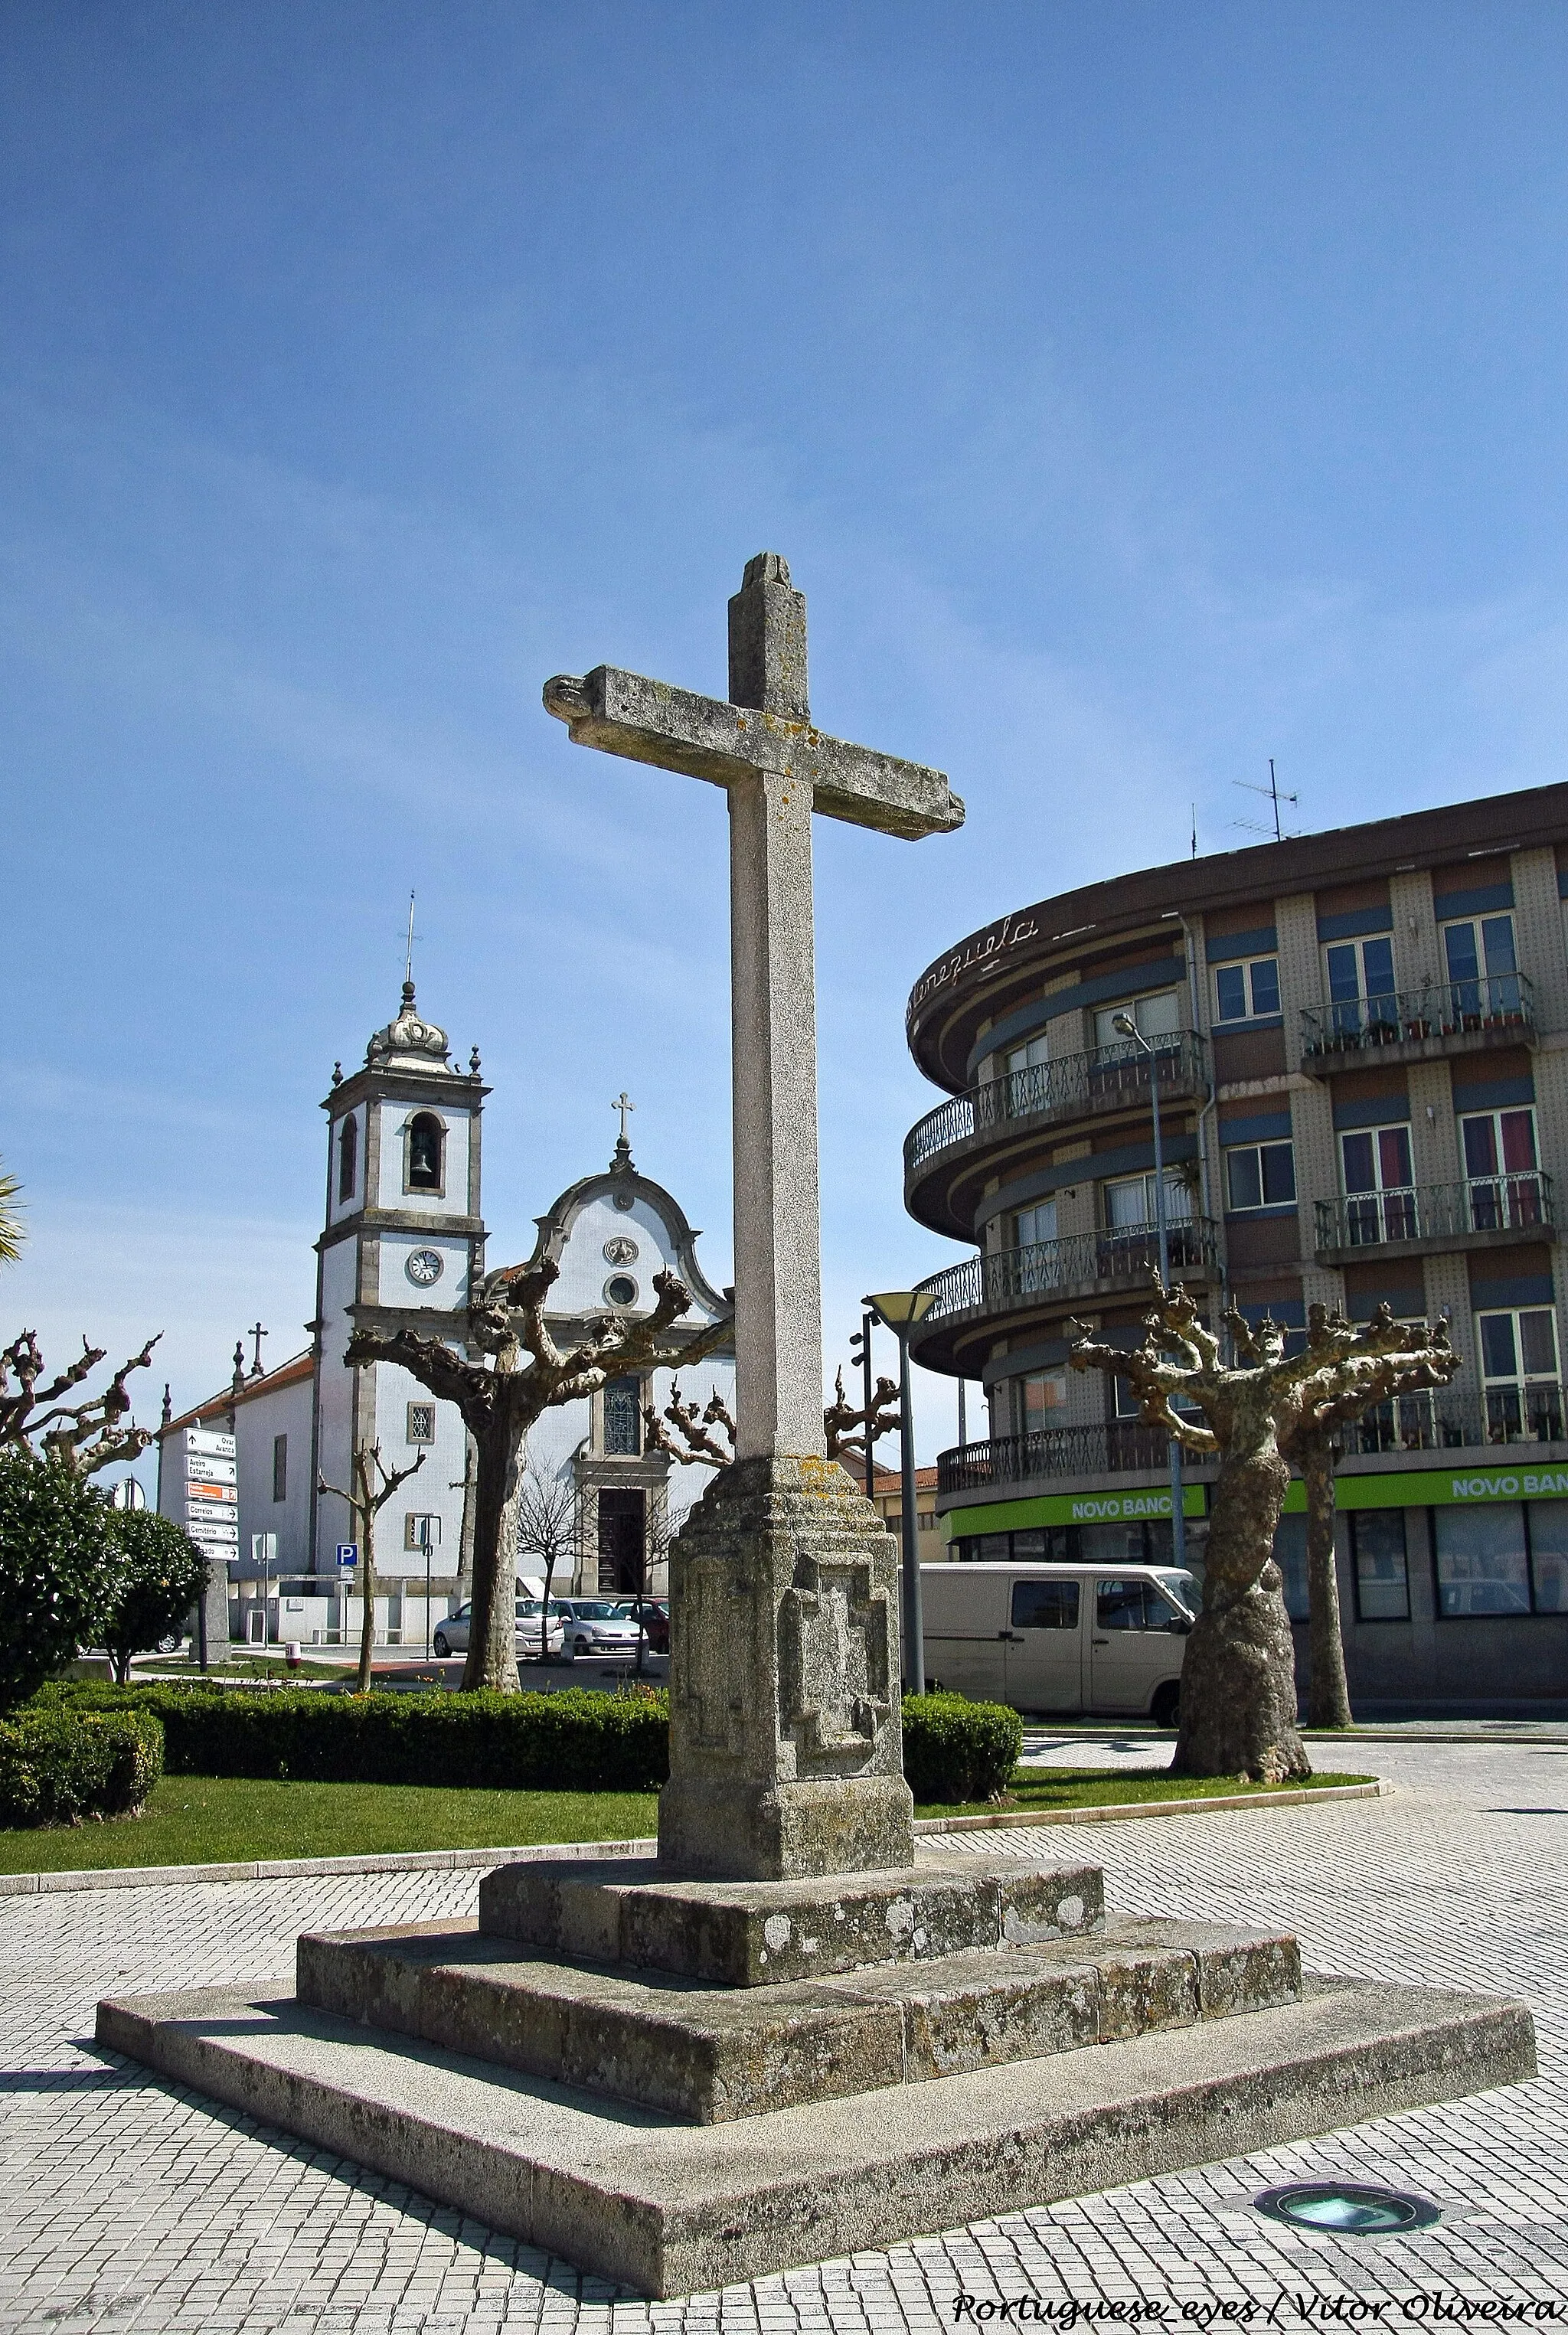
[560,1599,643,1657]
[432,1600,566,1661]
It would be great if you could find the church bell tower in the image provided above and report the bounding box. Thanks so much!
[309,983,488,1582]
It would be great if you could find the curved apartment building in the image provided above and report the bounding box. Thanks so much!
[903,781,1568,1710]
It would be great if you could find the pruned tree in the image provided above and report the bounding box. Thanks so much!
[514,1457,579,1656]
[0,1331,162,1476]
[645,1382,736,1469]
[318,1442,426,1693]
[100,1509,211,1684]
[0,1448,116,1710]
[823,1366,901,1469]
[1273,1301,1462,1731]
[346,1258,729,1693]
[1068,1276,1458,1782]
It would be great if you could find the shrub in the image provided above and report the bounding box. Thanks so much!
[41,1681,1022,1806]
[47,1683,674,1791]
[0,1450,115,1712]
[901,1692,1023,1804]
[100,1510,210,1683]
[0,1706,163,1828]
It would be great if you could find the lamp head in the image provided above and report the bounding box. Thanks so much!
[1112,1012,1137,1038]
[866,1288,937,1331]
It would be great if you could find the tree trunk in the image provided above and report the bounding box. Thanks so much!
[1302,1435,1354,1729]
[356,1497,377,1695]
[462,1423,521,1693]
[456,1435,477,1600]
[1171,1433,1311,1783]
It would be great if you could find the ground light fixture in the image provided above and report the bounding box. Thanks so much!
[1253,2182,1442,2234]
[864,1286,938,1692]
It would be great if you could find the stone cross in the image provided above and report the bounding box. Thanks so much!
[612,1091,635,1145]
[545,555,962,1462]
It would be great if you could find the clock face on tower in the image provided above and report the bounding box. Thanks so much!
[405,1247,444,1288]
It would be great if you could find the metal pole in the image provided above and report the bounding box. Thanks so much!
[1145,1037,1188,1569]
[897,1328,924,1693]
[424,1525,432,1661]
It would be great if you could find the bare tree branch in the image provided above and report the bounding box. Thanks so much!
[0,1330,162,1476]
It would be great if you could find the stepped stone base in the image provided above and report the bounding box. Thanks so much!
[297,1910,1302,2124]
[97,1974,1536,2297]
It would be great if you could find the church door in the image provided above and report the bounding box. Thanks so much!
[597,1488,646,1595]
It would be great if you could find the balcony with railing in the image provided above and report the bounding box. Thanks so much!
[936,1384,1566,1504]
[1314,1173,1556,1266]
[910,1215,1221,1368]
[904,1032,1209,1186]
[1300,972,1536,1070]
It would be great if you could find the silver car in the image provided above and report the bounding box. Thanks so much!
[561,1599,642,1657]
[433,1599,566,1660]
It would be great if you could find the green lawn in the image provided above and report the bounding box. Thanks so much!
[0,1765,1374,1876]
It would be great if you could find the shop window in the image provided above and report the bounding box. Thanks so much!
[1434,1505,1530,1616]
[1527,1503,1568,1613]
[1224,1141,1296,1213]
[1272,1514,1309,1621]
[1214,957,1280,1024]
[1352,1511,1410,1621]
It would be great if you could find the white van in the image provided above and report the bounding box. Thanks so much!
[921,1562,1197,1724]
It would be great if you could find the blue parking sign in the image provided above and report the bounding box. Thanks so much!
[337,1543,358,1569]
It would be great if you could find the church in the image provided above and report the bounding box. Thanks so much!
[156,980,734,1653]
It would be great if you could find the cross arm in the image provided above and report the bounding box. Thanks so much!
[544,665,964,841]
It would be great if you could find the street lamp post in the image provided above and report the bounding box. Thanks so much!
[1111,1014,1188,1570]
[866,1288,937,1694]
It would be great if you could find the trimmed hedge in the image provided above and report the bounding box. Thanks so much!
[40,1682,1022,1805]
[0,1707,164,1828]
[901,1693,1023,1804]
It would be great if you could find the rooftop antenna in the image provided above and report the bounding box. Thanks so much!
[1231,757,1298,842]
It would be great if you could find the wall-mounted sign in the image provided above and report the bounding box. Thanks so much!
[949,1485,1209,1537]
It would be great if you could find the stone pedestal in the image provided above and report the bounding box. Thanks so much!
[656,1455,914,1881]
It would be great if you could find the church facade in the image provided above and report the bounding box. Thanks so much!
[156,983,733,1652]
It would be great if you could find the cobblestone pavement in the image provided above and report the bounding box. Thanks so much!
[2,1741,1565,2333]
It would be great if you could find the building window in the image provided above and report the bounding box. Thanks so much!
[1094,988,1181,1052]
[403,1513,441,1552]
[1442,912,1519,1020]
[603,1374,642,1456]
[1475,1307,1562,1442]
[1003,1033,1049,1117]
[1020,1370,1067,1432]
[1224,1141,1296,1213]
[1352,1511,1410,1621]
[1012,1198,1057,1250]
[1214,957,1281,1024]
[407,1402,436,1446]
[406,1112,444,1194]
[1324,935,1396,1040]
[338,1114,358,1202]
[1461,1108,1543,1232]
[1103,1169,1194,1233]
[1271,1514,1308,1621]
[272,1435,287,1504]
[917,1509,937,1532]
[1340,1125,1416,1244]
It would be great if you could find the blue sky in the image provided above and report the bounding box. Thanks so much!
[5,2,1568,1467]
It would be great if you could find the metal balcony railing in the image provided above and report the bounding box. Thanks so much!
[1301,972,1535,1057]
[936,1420,1197,1494]
[915,1216,1221,1327]
[1315,1173,1554,1252]
[1335,1386,1565,1457]
[936,1386,1567,1497]
[904,1032,1209,1177]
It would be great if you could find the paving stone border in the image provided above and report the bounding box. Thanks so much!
[0,1781,1383,1896]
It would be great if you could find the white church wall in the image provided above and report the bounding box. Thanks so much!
[312,1239,358,1570]
[232,1373,314,1581]
[551,1192,724,1322]
[377,1230,472,1311]
[369,1358,470,1581]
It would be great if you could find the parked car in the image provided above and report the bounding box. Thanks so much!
[559,1599,643,1657]
[433,1599,566,1661]
[920,1561,1194,1726]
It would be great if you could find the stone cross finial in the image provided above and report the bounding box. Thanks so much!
[728,553,808,721]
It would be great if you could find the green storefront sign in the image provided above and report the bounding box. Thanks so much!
[947,1465,1568,1542]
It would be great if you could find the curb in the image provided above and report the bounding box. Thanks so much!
[0,1781,1384,1896]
